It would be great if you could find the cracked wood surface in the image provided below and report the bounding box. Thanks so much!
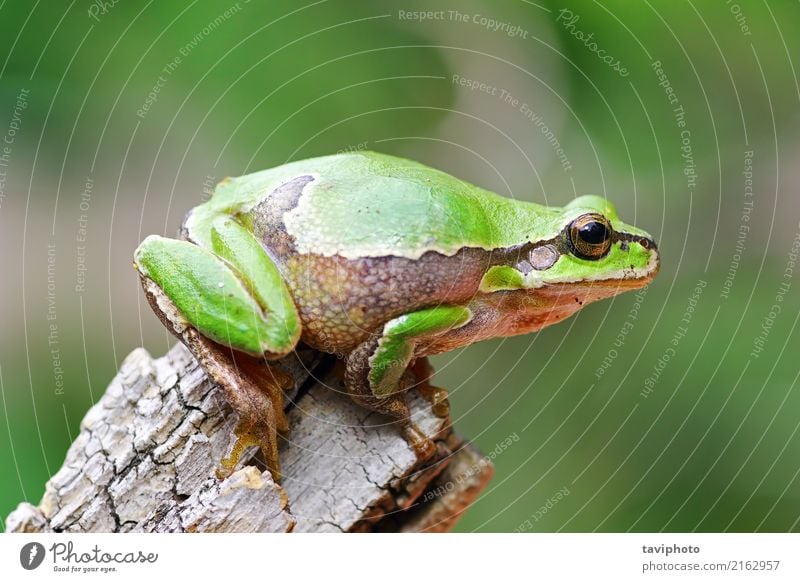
[6,343,493,533]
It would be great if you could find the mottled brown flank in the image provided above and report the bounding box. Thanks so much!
[281,249,495,352]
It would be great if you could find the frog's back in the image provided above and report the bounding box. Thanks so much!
[204,151,554,260]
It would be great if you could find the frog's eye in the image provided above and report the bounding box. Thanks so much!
[568,213,612,260]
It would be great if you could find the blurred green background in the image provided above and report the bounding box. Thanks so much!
[1,0,799,532]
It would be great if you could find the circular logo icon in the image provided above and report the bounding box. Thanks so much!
[19,542,46,570]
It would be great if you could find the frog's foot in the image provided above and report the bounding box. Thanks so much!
[410,357,450,418]
[216,359,290,481]
[417,384,450,418]
[375,376,438,462]
[183,330,287,482]
[218,425,268,479]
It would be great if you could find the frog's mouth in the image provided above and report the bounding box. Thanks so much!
[534,268,656,307]
[526,256,658,294]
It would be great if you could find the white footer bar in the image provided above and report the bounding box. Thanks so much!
[1,533,797,581]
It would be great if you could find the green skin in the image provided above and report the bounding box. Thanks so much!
[134,151,659,477]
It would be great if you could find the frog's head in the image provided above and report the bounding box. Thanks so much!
[530,194,660,290]
[483,195,659,333]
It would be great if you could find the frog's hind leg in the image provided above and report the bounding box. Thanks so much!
[343,305,472,461]
[134,218,301,481]
[181,330,291,481]
[134,224,300,358]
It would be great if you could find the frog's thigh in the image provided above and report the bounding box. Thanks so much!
[209,216,300,352]
[367,305,473,398]
[135,234,298,357]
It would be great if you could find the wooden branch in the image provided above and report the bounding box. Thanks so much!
[5,343,493,533]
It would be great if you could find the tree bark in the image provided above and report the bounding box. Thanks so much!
[5,343,493,533]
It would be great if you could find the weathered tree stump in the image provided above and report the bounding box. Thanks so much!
[5,343,493,533]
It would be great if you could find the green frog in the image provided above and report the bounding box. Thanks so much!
[134,151,659,480]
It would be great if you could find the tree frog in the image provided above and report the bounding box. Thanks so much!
[134,151,659,480]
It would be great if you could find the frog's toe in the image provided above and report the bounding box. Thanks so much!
[419,384,450,418]
[217,414,282,483]
[217,428,261,480]
[410,358,450,418]
[402,422,438,461]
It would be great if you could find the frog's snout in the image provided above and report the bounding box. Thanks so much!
[635,235,660,281]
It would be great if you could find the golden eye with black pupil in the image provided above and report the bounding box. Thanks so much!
[568,213,612,260]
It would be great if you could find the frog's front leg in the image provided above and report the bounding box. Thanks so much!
[410,356,451,418]
[344,305,472,459]
[134,215,301,481]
